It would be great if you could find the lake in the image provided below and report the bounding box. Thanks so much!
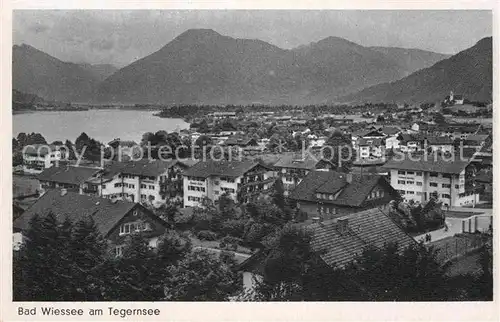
[13,110,189,144]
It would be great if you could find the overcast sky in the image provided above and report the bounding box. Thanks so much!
[13,10,492,67]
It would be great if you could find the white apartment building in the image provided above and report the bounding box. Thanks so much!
[22,144,66,174]
[84,159,195,207]
[384,157,479,207]
[183,160,275,207]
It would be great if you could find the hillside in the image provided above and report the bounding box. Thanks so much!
[77,63,118,82]
[13,44,100,102]
[94,29,450,105]
[340,37,492,104]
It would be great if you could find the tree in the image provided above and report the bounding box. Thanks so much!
[434,112,446,124]
[271,178,285,210]
[13,213,74,301]
[163,249,242,301]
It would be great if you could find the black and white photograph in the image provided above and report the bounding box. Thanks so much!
[7,7,494,308]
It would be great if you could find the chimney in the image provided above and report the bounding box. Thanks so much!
[345,173,353,183]
[337,218,348,234]
[60,188,67,196]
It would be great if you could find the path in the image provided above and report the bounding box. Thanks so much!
[193,246,251,264]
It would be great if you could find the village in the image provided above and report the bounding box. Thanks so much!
[12,91,493,301]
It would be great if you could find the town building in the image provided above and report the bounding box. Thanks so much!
[383,156,479,207]
[182,160,275,207]
[224,134,259,149]
[289,171,399,221]
[84,159,195,207]
[13,190,169,254]
[273,154,334,196]
[397,133,424,152]
[38,165,101,194]
[424,136,454,154]
[357,137,386,159]
[238,207,416,292]
[22,144,66,174]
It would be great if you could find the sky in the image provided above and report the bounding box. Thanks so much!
[13,10,492,67]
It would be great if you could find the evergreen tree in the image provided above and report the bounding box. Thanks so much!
[163,249,242,301]
[271,178,285,210]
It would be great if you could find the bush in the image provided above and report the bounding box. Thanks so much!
[221,235,243,245]
[196,230,218,241]
[218,219,246,238]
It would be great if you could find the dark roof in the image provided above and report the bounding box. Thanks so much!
[475,170,492,184]
[273,154,331,170]
[290,171,388,207]
[13,190,139,236]
[224,134,258,146]
[426,136,453,145]
[383,156,470,174]
[183,160,270,178]
[99,159,183,180]
[309,208,417,267]
[37,165,101,185]
[380,126,401,136]
[398,133,423,143]
[22,144,57,156]
[358,138,385,146]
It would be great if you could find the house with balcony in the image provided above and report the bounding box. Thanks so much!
[84,159,196,207]
[383,156,479,207]
[22,144,66,174]
[273,154,334,196]
[424,136,454,154]
[397,133,424,153]
[13,189,168,255]
[357,137,386,159]
[289,171,399,221]
[38,165,102,194]
[182,160,275,207]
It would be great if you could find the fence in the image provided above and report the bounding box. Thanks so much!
[432,233,487,264]
[461,214,492,234]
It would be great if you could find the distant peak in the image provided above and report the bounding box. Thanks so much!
[175,28,222,40]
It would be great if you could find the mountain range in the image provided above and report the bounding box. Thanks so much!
[340,37,493,104]
[12,29,491,105]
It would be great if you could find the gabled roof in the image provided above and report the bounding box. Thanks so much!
[224,134,258,146]
[37,165,101,185]
[380,126,401,136]
[98,159,184,179]
[383,156,470,174]
[425,136,453,145]
[273,153,331,170]
[13,190,142,237]
[22,144,58,156]
[358,138,385,146]
[398,133,424,143]
[183,160,270,178]
[309,208,417,268]
[290,171,388,207]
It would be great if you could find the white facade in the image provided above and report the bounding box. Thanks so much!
[23,149,64,174]
[389,169,479,207]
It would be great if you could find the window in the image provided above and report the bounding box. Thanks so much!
[407,191,415,195]
[149,185,155,190]
[416,191,423,196]
[141,184,146,189]
[441,194,451,199]
[442,174,452,179]
[416,182,423,186]
[442,184,451,188]
[114,183,121,188]
[102,184,106,189]
[455,184,459,189]
[429,182,438,187]
[406,181,414,185]
[430,172,438,177]
[398,171,405,175]
[398,180,406,185]
[130,184,135,189]
[398,190,406,195]
[407,171,414,175]
[416,172,422,176]
[115,245,124,257]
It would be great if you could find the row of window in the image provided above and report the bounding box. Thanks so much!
[114,183,136,189]
[221,187,236,194]
[188,185,206,192]
[188,196,203,202]
[119,221,151,235]
[367,190,385,200]
[219,177,236,183]
[398,180,454,189]
[140,194,158,201]
[398,190,450,199]
[140,184,156,190]
[317,206,337,215]
[397,170,454,179]
[398,171,422,176]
